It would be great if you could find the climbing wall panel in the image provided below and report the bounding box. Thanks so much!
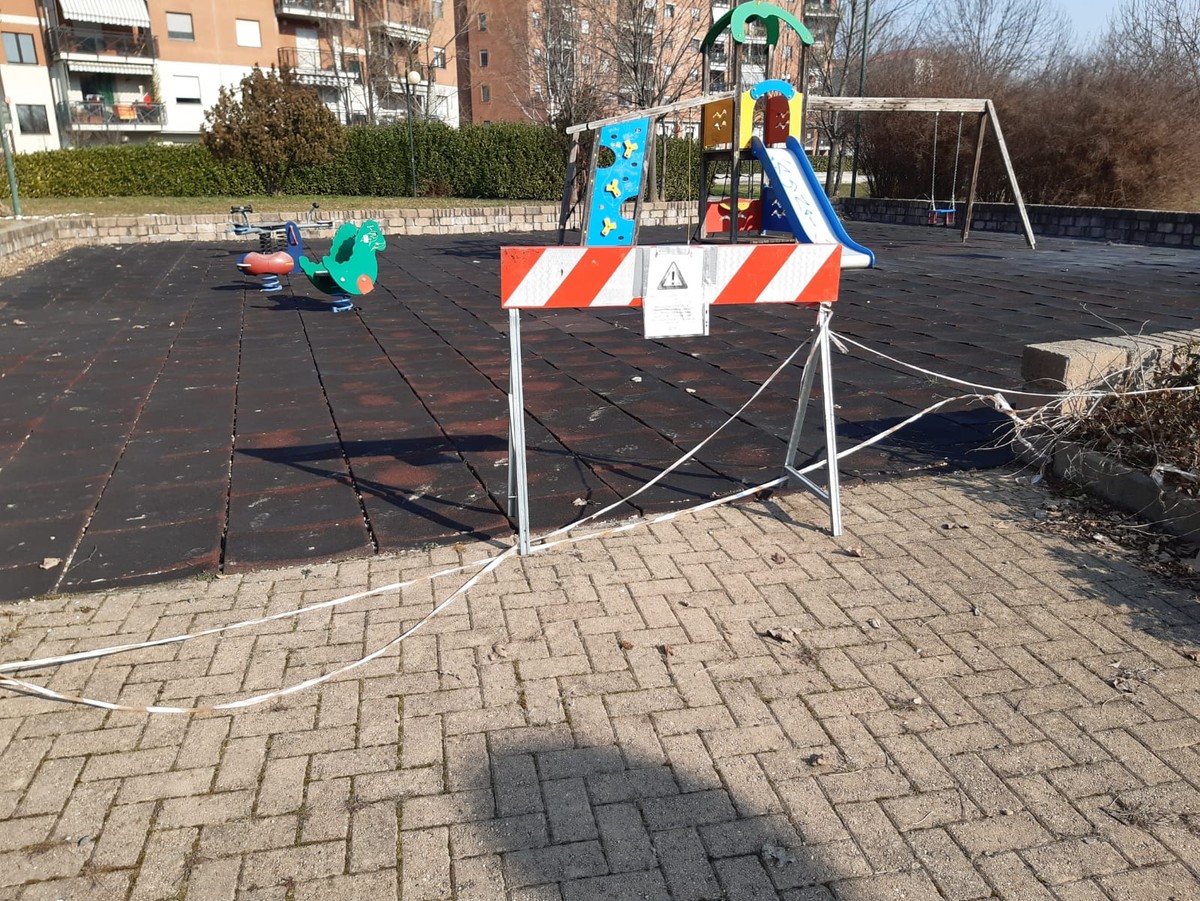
[585,118,650,247]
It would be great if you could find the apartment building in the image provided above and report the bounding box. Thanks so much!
[0,0,461,151]
[1,0,837,151]
[455,0,832,129]
[0,0,61,152]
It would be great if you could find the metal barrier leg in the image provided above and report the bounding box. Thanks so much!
[781,303,843,535]
[507,310,532,555]
[817,308,843,536]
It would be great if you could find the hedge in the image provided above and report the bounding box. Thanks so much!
[2,124,829,202]
[4,121,567,200]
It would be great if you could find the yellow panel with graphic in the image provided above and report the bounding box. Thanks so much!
[702,98,734,149]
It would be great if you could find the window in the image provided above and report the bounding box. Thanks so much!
[664,3,674,16]
[16,104,49,134]
[531,11,540,26]
[432,0,443,17]
[782,45,792,59]
[580,19,589,33]
[690,37,700,50]
[581,54,590,65]
[174,74,202,104]
[691,7,699,18]
[2,32,36,65]
[235,19,261,47]
[166,12,194,41]
[478,12,487,30]
[432,48,446,68]
[533,47,542,61]
[689,67,698,80]
[480,85,490,102]
[342,52,362,75]
[533,85,542,98]
[479,49,488,67]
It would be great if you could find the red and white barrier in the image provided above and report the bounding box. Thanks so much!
[500,244,842,309]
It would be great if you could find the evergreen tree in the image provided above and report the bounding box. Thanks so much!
[202,66,346,195]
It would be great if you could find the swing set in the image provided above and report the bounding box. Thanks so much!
[805,95,1037,249]
[927,111,962,227]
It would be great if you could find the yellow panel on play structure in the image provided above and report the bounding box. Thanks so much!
[702,99,734,148]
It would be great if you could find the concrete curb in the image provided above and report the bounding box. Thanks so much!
[1052,442,1200,546]
[1021,331,1200,545]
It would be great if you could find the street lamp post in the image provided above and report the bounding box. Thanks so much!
[404,69,422,198]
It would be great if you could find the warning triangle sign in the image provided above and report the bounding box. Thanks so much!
[658,262,688,290]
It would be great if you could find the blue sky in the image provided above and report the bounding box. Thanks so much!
[1060,0,1123,45]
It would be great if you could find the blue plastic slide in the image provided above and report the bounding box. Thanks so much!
[751,135,875,269]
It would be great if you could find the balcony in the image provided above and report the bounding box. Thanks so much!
[368,10,431,45]
[47,26,156,72]
[278,47,362,86]
[276,0,354,21]
[803,0,839,17]
[64,99,165,130]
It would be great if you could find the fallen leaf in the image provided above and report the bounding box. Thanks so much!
[630,376,642,382]
[13,319,27,325]
[770,552,786,564]
[618,639,634,650]
[658,644,674,657]
[40,557,61,570]
[759,627,795,645]
[845,546,864,558]
[867,618,882,629]
[1185,651,1200,662]
[806,752,830,767]
[571,497,587,507]
[761,843,796,866]
[971,605,983,616]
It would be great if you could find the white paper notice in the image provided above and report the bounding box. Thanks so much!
[643,296,709,338]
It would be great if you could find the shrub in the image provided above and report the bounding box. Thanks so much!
[202,66,346,195]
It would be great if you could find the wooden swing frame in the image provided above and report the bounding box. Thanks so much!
[806,96,1037,250]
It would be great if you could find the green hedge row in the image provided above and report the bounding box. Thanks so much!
[3,121,569,200]
[3,124,826,202]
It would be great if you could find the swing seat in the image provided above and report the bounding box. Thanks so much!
[927,207,957,227]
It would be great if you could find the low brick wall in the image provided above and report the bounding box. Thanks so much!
[0,201,699,261]
[1021,329,1200,543]
[841,198,1200,249]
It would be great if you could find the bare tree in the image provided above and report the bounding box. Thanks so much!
[519,0,608,130]
[920,0,1068,84]
[805,0,918,195]
[1113,0,1200,101]
[588,0,707,111]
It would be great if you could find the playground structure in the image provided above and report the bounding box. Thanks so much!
[227,202,334,253]
[557,1,1035,252]
[234,217,386,311]
[557,2,878,265]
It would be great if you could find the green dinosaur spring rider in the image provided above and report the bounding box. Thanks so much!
[299,220,386,311]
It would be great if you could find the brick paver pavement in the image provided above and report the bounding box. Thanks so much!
[1,470,1198,900]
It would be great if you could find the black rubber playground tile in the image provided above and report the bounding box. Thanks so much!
[0,223,1196,600]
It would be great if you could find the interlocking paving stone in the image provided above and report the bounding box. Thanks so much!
[3,469,1196,896]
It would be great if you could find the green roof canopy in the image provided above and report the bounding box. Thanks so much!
[701,1,814,49]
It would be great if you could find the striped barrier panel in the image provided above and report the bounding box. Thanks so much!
[500,244,841,309]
